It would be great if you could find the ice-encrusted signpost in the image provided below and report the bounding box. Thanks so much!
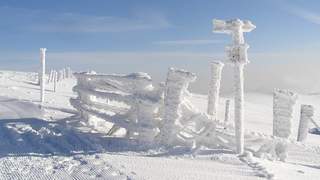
[40,48,47,103]
[207,61,224,120]
[213,19,256,154]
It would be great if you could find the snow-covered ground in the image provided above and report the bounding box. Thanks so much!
[1,70,320,180]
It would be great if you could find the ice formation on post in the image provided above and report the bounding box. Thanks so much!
[273,89,298,138]
[213,19,256,154]
[297,105,313,142]
[158,68,197,146]
[207,61,224,120]
[70,72,163,142]
[53,71,57,92]
[224,99,230,126]
[39,48,47,103]
[157,68,224,148]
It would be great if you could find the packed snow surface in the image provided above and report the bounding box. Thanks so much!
[1,71,320,180]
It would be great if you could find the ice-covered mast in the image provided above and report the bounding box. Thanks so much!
[40,48,47,103]
[213,19,256,154]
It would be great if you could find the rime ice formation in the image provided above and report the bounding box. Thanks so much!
[273,89,298,138]
[224,99,230,126]
[158,68,197,147]
[213,18,255,154]
[158,68,223,148]
[207,61,224,120]
[66,67,73,78]
[39,48,46,103]
[70,71,163,142]
[297,105,314,142]
[53,70,57,92]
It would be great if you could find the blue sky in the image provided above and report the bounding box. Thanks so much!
[1,0,320,93]
[1,0,320,52]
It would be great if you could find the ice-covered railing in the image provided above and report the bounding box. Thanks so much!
[70,71,164,142]
[70,68,234,149]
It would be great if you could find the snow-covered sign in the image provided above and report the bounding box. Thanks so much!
[213,18,256,154]
[213,19,255,65]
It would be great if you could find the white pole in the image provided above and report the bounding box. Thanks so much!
[297,105,313,142]
[40,48,47,103]
[63,68,66,79]
[58,70,63,82]
[207,61,224,120]
[213,19,255,154]
[224,99,230,127]
[54,70,57,92]
[234,63,244,153]
[66,67,71,78]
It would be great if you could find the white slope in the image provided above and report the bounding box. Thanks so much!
[0,70,320,180]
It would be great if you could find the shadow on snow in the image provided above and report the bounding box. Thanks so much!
[0,117,152,158]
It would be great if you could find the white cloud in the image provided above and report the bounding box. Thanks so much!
[281,2,320,25]
[153,39,223,45]
[32,13,172,33]
[0,6,171,33]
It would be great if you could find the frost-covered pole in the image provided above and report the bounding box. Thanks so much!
[224,99,230,126]
[213,19,255,154]
[66,67,72,78]
[158,68,196,146]
[297,105,313,142]
[40,48,47,103]
[273,89,298,138]
[207,61,224,120]
[53,70,57,92]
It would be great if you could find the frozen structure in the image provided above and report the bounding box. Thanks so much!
[273,89,298,138]
[207,61,224,120]
[224,99,231,127]
[48,68,74,84]
[70,67,296,161]
[53,70,57,92]
[213,19,256,154]
[66,67,73,78]
[70,68,235,149]
[39,48,47,103]
[70,72,163,142]
[157,68,239,149]
[297,105,314,142]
